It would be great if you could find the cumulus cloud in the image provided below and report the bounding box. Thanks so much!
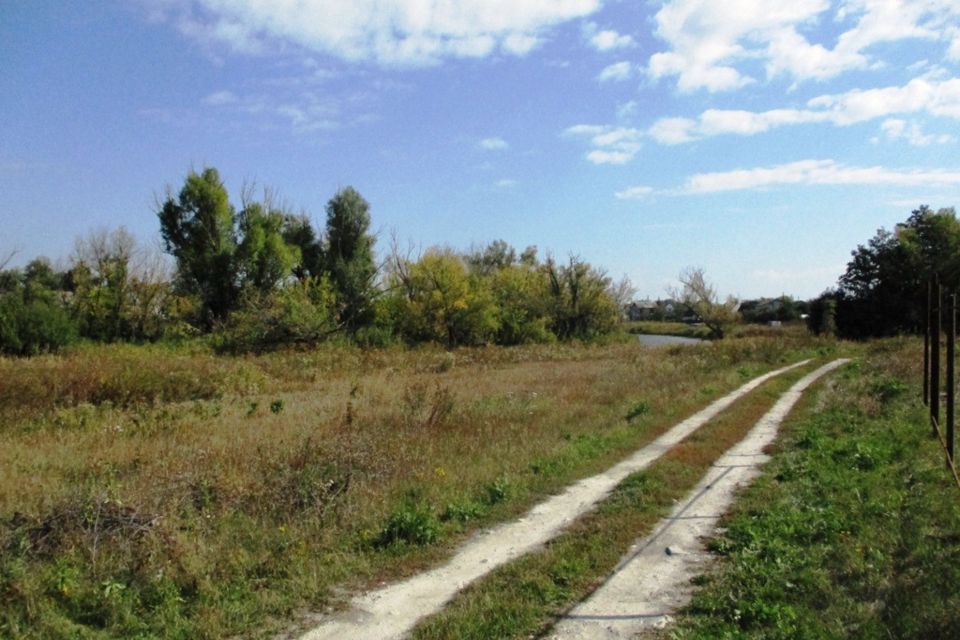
[583,22,635,51]
[479,137,510,150]
[647,0,960,91]
[154,0,602,65]
[564,125,644,164]
[648,117,698,145]
[596,61,633,82]
[683,159,960,193]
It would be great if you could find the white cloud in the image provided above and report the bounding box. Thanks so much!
[583,23,635,51]
[565,125,643,164]
[564,124,606,136]
[879,118,954,145]
[479,137,510,150]
[596,61,633,82]
[648,117,698,145]
[586,150,634,165]
[684,159,960,193]
[156,0,603,65]
[647,76,960,144]
[495,178,517,188]
[615,185,654,199]
[647,0,960,91]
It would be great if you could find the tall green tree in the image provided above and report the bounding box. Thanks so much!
[324,187,377,331]
[836,205,960,337]
[158,168,239,327]
[236,202,301,292]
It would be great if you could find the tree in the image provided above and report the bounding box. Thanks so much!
[236,201,301,292]
[387,248,499,347]
[69,227,173,341]
[489,264,552,345]
[835,205,960,337]
[0,258,77,355]
[466,239,516,275]
[324,187,378,332]
[282,214,325,281]
[158,167,239,327]
[670,267,739,339]
[543,256,619,340]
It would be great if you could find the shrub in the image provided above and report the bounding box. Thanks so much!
[213,278,338,353]
[374,499,440,548]
[0,292,77,356]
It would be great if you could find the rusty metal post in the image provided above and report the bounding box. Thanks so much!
[948,294,956,462]
[924,280,931,406]
[932,277,941,436]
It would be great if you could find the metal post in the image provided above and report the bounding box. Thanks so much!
[948,294,956,462]
[924,280,931,406]
[932,277,941,436]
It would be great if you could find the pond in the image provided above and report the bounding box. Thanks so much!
[635,334,706,347]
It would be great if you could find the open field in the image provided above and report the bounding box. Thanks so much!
[0,329,831,638]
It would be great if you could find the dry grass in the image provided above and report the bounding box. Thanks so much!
[0,328,833,638]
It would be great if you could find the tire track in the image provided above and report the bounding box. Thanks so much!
[546,359,849,639]
[294,359,813,640]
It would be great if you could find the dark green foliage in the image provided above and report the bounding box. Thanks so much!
[0,292,77,355]
[836,205,960,338]
[0,263,77,356]
[806,293,837,336]
[374,499,441,548]
[282,214,325,280]
[625,399,650,422]
[324,187,377,332]
[158,167,239,327]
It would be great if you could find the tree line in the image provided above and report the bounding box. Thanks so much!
[810,205,959,339]
[0,167,624,355]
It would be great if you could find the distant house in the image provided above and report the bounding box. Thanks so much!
[625,300,657,321]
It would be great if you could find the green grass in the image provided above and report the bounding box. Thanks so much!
[663,337,960,639]
[0,330,834,639]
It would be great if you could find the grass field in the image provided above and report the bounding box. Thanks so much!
[0,328,830,639]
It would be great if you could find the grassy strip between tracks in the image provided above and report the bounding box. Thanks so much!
[409,359,824,639]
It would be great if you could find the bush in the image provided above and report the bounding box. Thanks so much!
[0,293,77,356]
[213,278,338,353]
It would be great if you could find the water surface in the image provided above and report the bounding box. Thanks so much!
[635,334,705,347]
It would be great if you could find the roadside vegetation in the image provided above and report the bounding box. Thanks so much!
[0,328,828,639]
[660,337,960,639]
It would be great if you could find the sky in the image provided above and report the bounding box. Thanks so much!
[1,0,959,300]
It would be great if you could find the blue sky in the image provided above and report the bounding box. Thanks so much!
[2,0,959,300]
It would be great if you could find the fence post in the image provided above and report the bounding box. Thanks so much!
[924,280,931,406]
[948,294,956,463]
[932,277,941,437]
